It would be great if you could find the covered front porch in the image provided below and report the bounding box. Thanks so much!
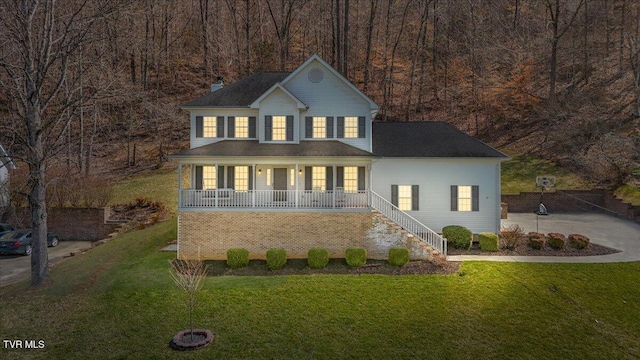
[177,162,372,210]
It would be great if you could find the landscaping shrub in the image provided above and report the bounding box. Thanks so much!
[568,234,590,249]
[500,224,524,250]
[527,232,546,250]
[226,248,250,269]
[388,247,409,266]
[478,232,499,252]
[345,247,367,267]
[307,248,329,269]
[266,248,287,270]
[442,225,473,250]
[547,233,566,250]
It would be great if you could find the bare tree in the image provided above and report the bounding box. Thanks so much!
[0,0,114,287]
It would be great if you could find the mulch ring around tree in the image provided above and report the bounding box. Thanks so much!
[170,329,214,351]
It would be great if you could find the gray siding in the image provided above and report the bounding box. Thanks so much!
[371,158,502,234]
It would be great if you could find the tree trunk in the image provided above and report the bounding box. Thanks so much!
[363,0,377,91]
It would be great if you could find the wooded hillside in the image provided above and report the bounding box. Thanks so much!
[1,0,639,187]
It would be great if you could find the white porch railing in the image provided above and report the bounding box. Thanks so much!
[180,189,369,209]
[370,191,447,256]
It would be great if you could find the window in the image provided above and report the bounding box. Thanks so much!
[203,117,217,137]
[312,166,326,191]
[290,168,295,186]
[343,167,358,192]
[235,166,249,191]
[451,185,479,212]
[272,116,286,141]
[458,185,472,211]
[266,168,272,186]
[235,117,249,138]
[313,117,326,138]
[398,185,413,211]
[391,185,419,211]
[344,117,358,138]
[202,166,216,189]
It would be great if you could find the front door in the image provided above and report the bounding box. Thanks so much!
[273,168,287,201]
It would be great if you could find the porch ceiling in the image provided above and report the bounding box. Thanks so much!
[170,140,378,159]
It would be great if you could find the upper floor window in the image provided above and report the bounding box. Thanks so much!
[344,117,359,138]
[337,116,366,139]
[234,117,249,138]
[305,117,334,139]
[203,117,217,137]
[196,116,224,138]
[265,115,294,141]
[313,117,326,138]
[272,116,287,140]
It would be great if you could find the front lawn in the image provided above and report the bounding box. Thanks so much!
[1,220,639,359]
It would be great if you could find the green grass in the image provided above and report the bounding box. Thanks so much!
[615,184,640,206]
[109,169,178,213]
[501,154,591,194]
[1,220,639,359]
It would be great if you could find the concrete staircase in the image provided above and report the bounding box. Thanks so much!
[369,210,434,260]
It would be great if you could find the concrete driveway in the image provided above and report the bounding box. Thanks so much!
[0,240,92,287]
[447,213,640,263]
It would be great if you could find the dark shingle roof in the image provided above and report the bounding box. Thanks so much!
[170,140,376,158]
[181,72,291,107]
[372,121,508,158]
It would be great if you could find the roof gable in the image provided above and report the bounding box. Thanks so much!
[372,122,508,158]
[280,54,379,111]
[249,83,307,109]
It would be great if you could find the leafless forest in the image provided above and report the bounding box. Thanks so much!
[2,0,639,185]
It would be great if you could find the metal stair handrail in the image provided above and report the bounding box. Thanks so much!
[370,191,447,256]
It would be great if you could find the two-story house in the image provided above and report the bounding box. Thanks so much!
[170,55,508,260]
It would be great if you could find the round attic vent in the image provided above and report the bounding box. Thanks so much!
[308,68,324,83]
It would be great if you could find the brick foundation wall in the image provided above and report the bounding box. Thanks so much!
[178,211,382,260]
[9,207,119,241]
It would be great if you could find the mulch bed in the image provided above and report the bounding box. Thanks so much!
[447,241,621,257]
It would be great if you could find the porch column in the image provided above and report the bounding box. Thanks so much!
[332,164,336,208]
[295,163,299,208]
[252,164,256,208]
[215,164,218,208]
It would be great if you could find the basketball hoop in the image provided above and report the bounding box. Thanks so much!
[536,176,556,191]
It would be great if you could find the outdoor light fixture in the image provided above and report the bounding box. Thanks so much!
[258,169,262,174]
[299,169,303,174]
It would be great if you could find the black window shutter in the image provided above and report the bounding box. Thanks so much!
[412,185,419,211]
[265,116,272,141]
[451,185,458,211]
[195,166,203,190]
[391,185,398,207]
[228,116,235,138]
[305,166,312,190]
[217,116,225,138]
[358,116,366,138]
[196,116,203,138]
[336,167,344,188]
[326,117,334,138]
[286,115,294,141]
[472,185,479,211]
[326,166,333,191]
[358,166,366,191]
[337,117,344,138]
[217,166,225,189]
[227,166,235,189]
[305,117,313,138]
[249,117,256,138]
[248,166,254,190]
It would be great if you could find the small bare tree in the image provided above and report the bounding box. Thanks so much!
[169,259,209,341]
